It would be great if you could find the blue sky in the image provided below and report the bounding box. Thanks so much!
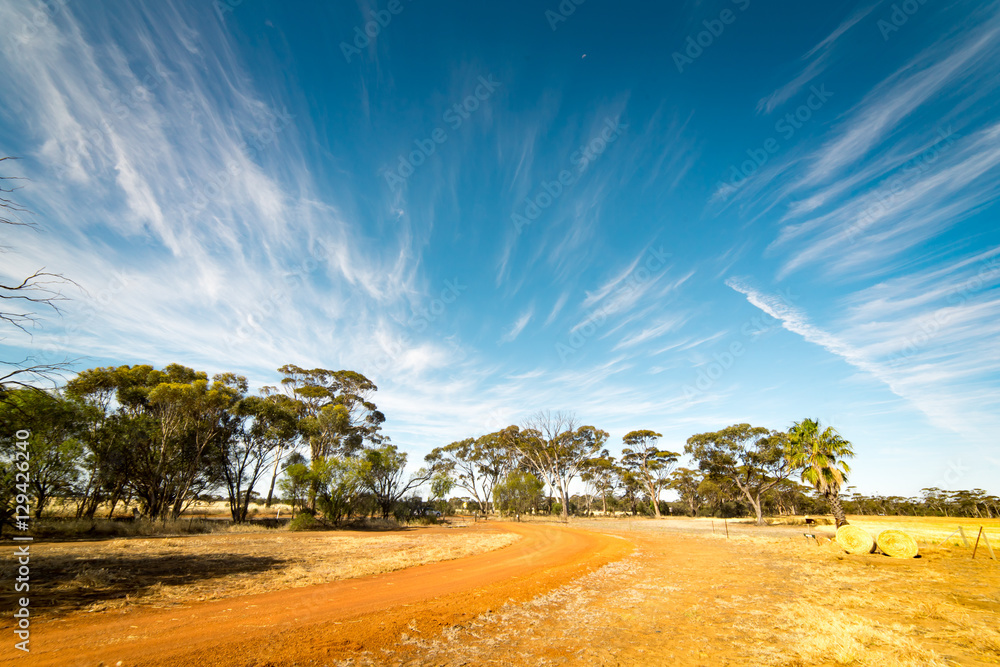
[1,0,998,496]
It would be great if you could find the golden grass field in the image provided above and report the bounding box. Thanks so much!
[847,514,1000,550]
[351,515,1000,666]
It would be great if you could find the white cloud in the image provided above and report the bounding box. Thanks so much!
[499,306,533,344]
[726,275,1000,448]
[797,16,1000,189]
[756,3,877,114]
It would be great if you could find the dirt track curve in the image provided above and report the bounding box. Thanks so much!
[23,522,632,666]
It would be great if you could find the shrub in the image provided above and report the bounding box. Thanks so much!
[288,513,317,531]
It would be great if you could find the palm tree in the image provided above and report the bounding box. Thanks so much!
[788,418,854,528]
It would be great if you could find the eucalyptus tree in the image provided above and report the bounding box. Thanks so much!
[787,418,854,528]
[493,470,544,519]
[621,430,679,518]
[696,474,739,517]
[518,412,608,520]
[272,366,385,509]
[65,366,148,518]
[149,371,246,519]
[312,456,364,525]
[221,393,298,522]
[669,467,705,517]
[258,390,303,507]
[425,427,518,515]
[580,450,619,515]
[685,423,792,525]
[427,438,483,513]
[273,365,385,460]
[0,389,85,518]
[67,364,244,520]
[618,468,645,515]
[429,470,455,511]
[358,444,431,520]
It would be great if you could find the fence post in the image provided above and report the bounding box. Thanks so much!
[982,530,998,561]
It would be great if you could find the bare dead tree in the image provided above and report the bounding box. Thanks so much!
[1,157,76,393]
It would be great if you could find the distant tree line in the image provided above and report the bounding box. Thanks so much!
[841,487,999,519]
[0,363,433,532]
[4,366,997,534]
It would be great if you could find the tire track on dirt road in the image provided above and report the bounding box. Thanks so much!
[26,522,633,666]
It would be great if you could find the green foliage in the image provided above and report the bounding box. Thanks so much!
[430,470,455,501]
[358,444,431,520]
[621,430,678,518]
[288,512,317,531]
[273,365,385,461]
[278,462,312,514]
[580,450,619,514]
[517,413,610,519]
[66,364,244,520]
[425,427,519,515]
[685,423,792,525]
[313,456,362,525]
[493,470,544,518]
[222,393,299,523]
[788,418,854,527]
[669,467,705,517]
[0,389,87,520]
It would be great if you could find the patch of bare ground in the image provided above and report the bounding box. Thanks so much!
[0,526,519,617]
[350,518,1000,666]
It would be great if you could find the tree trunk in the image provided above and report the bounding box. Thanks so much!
[828,492,849,528]
[33,491,46,520]
[265,449,283,508]
[107,488,122,518]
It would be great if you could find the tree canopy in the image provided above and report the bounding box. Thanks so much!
[686,423,792,525]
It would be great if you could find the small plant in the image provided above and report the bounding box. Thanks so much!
[288,513,317,531]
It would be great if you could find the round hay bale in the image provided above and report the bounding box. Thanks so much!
[876,529,919,558]
[836,525,875,554]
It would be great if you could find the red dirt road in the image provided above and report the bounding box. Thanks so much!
[22,523,631,666]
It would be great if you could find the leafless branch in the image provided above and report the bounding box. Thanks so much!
[0,157,34,228]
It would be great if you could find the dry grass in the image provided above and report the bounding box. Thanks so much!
[735,538,1000,666]
[339,517,1000,666]
[847,515,1000,549]
[0,527,519,617]
[43,498,294,519]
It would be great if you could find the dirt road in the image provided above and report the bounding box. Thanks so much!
[23,522,631,666]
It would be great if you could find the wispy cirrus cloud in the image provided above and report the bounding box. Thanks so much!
[499,306,533,344]
[795,10,1000,191]
[756,3,877,114]
[727,270,1000,448]
[775,122,1000,280]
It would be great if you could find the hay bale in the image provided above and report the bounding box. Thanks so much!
[836,525,875,554]
[876,529,919,558]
